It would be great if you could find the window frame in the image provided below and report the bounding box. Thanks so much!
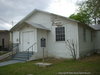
[55,26,65,41]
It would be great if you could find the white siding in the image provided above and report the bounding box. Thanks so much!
[27,12,79,58]
[78,25,95,57]
[12,11,80,59]
[12,24,37,52]
[47,17,79,59]
[20,25,37,52]
[30,29,48,60]
[26,12,79,59]
[26,12,52,29]
[95,31,100,53]
[12,31,19,43]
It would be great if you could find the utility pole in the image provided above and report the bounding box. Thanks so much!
[11,21,14,26]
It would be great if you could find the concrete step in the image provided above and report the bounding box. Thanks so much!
[16,52,32,55]
[13,58,28,61]
[18,52,33,54]
[16,53,32,55]
[14,56,28,59]
[13,51,33,61]
[14,54,32,57]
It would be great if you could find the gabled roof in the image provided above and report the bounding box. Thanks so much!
[25,21,50,30]
[10,9,95,31]
[10,9,80,31]
[10,22,50,31]
[89,24,100,30]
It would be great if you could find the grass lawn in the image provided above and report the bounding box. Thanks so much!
[0,54,100,75]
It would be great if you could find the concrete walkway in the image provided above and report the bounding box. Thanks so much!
[0,60,25,66]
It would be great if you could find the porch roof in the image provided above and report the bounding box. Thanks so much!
[10,21,50,31]
[25,21,50,30]
[89,24,100,30]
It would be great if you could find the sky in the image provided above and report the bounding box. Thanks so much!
[0,0,82,30]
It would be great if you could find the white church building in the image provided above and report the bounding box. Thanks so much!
[10,9,100,61]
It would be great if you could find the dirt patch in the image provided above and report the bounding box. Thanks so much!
[0,51,8,55]
[32,58,68,64]
[79,54,100,62]
[0,56,12,62]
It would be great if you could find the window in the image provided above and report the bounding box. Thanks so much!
[91,31,93,42]
[56,27,65,41]
[83,28,86,41]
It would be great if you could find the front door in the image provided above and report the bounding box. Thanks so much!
[22,31,34,52]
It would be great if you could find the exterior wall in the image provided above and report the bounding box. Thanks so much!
[78,25,95,58]
[12,24,37,52]
[11,11,83,59]
[11,10,100,60]
[12,31,19,44]
[0,31,10,51]
[12,24,48,60]
[26,11,52,29]
[20,24,37,52]
[30,29,48,60]
[47,17,79,59]
[94,31,100,53]
[26,12,79,59]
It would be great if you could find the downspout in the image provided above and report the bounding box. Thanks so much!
[77,23,80,59]
[18,31,21,52]
[94,30,97,53]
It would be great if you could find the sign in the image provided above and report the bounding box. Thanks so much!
[41,38,46,47]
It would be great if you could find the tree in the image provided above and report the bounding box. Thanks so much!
[65,40,77,60]
[79,0,100,24]
[69,11,90,24]
[69,0,100,25]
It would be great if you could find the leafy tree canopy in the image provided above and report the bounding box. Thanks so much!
[69,0,100,25]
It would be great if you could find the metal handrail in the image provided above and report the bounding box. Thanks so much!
[10,43,19,57]
[25,42,37,60]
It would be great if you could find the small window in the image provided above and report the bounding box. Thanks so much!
[91,31,93,42]
[83,28,86,41]
[55,27,65,41]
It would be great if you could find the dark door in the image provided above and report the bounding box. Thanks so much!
[2,38,4,48]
